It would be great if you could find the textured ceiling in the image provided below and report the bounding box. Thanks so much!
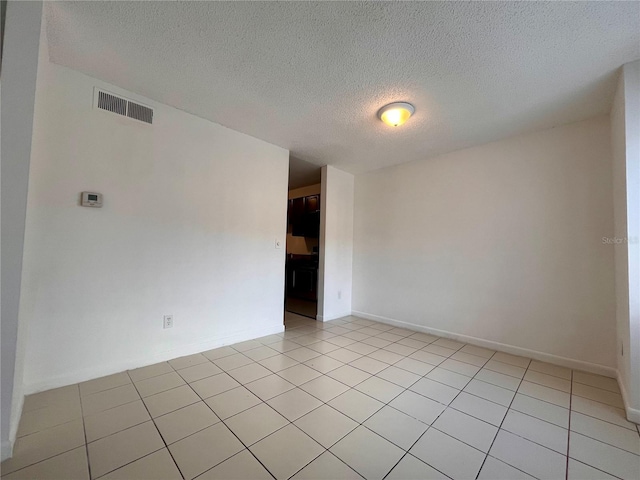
[45,1,639,173]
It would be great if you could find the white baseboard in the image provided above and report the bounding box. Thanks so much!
[1,439,14,462]
[317,311,352,323]
[23,323,284,395]
[352,310,618,378]
[617,371,640,424]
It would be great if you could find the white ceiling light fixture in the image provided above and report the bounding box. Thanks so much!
[377,102,415,127]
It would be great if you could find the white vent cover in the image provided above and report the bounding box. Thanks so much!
[94,89,153,124]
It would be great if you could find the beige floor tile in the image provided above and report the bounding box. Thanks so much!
[245,374,296,401]
[439,358,480,377]
[571,395,637,430]
[143,385,200,417]
[213,353,254,371]
[251,424,324,479]
[1,419,85,475]
[459,344,495,359]
[489,430,566,479]
[227,363,272,384]
[81,384,140,416]
[389,390,445,425]
[478,456,536,479]
[364,405,428,450]
[354,376,404,403]
[84,400,150,442]
[259,353,300,373]
[23,385,79,413]
[572,383,625,409]
[450,392,507,426]
[433,407,498,452]
[233,340,264,352]
[87,421,164,478]
[463,379,515,407]
[294,404,358,448]
[367,349,404,365]
[433,338,465,351]
[524,370,571,392]
[475,368,521,391]
[567,458,618,480]
[177,362,222,383]
[569,431,640,480]
[284,347,321,363]
[270,339,307,353]
[384,343,418,357]
[299,375,349,402]
[345,342,378,356]
[326,365,371,387]
[135,371,186,397]
[410,377,460,405]
[518,381,570,408]
[425,367,471,390]
[330,426,404,480]
[303,355,343,374]
[17,401,82,437]
[409,350,447,367]
[376,366,421,388]
[397,338,428,350]
[267,388,323,421]
[2,446,89,480]
[168,353,209,370]
[501,410,567,454]
[100,449,182,480]
[277,364,322,386]
[202,346,237,361]
[292,451,361,479]
[491,352,531,368]
[225,403,289,446]
[128,362,174,382]
[570,411,640,454]
[386,454,449,479]
[243,346,280,362]
[410,427,486,480]
[573,371,620,393]
[510,393,569,428]
[528,360,571,380]
[343,331,371,342]
[307,340,341,355]
[450,350,489,367]
[197,450,272,479]
[326,348,363,364]
[484,359,526,378]
[190,373,240,399]
[421,343,456,358]
[361,336,393,349]
[328,389,384,423]
[169,423,244,480]
[394,357,435,376]
[204,386,261,419]
[79,372,131,397]
[155,401,219,444]
[407,332,438,343]
[349,356,388,375]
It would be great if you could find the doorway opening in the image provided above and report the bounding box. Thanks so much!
[285,157,321,321]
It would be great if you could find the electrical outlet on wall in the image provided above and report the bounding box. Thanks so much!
[163,315,174,329]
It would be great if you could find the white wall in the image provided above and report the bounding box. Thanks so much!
[318,166,354,321]
[0,0,43,460]
[611,60,640,421]
[353,116,617,372]
[20,60,289,394]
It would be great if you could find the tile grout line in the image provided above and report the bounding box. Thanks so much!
[474,356,534,480]
[77,384,94,480]
[565,369,573,480]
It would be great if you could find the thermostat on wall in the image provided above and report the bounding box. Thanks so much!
[81,192,103,208]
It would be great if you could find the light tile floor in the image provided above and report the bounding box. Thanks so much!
[3,313,639,479]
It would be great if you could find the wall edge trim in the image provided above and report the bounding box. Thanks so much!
[617,370,640,424]
[351,310,618,378]
[23,323,284,395]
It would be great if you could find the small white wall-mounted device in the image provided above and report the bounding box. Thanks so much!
[81,192,103,208]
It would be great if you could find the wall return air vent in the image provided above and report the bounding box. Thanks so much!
[94,89,153,124]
